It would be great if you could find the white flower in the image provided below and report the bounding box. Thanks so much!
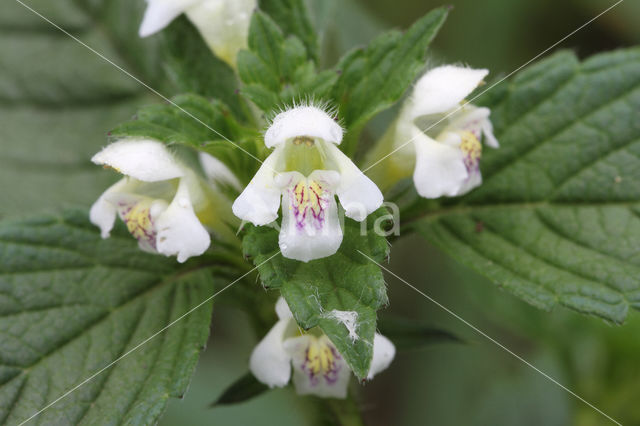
[392,65,499,198]
[249,298,395,398]
[138,0,256,67]
[232,105,383,262]
[90,139,227,263]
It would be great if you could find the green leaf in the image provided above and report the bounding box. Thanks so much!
[0,15,140,106]
[162,16,246,119]
[258,0,319,62]
[242,210,390,380]
[238,50,282,92]
[0,210,215,424]
[0,0,161,218]
[331,7,448,155]
[110,93,260,185]
[0,100,146,220]
[247,11,285,76]
[241,84,282,113]
[209,372,269,407]
[237,11,338,113]
[415,48,640,323]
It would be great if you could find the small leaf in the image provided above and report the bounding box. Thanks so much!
[238,11,336,112]
[237,50,281,92]
[415,48,640,323]
[259,0,319,62]
[281,37,308,80]
[242,210,390,380]
[241,84,282,113]
[0,210,216,424]
[332,7,448,155]
[247,11,285,77]
[209,372,269,407]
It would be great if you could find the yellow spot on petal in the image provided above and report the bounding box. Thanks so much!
[459,130,482,168]
[304,337,338,377]
[121,201,156,247]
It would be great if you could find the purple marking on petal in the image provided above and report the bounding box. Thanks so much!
[299,338,345,388]
[117,202,158,249]
[289,178,333,232]
[459,131,482,178]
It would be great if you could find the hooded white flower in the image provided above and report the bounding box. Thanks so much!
[390,65,499,198]
[139,0,256,67]
[90,139,229,263]
[250,298,395,398]
[232,105,383,262]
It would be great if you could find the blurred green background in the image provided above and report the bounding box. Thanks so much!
[2,0,639,424]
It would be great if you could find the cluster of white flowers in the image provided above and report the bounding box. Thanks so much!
[88,1,499,399]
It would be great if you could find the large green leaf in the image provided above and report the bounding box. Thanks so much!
[0,211,215,424]
[0,0,161,218]
[415,48,640,323]
[331,7,448,155]
[242,211,390,379]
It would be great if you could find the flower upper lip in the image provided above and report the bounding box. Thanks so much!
[264,106,343,148]
[91,138,185,182]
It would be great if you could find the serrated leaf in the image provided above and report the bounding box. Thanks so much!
[209,372,269,407]
[332,7,448,155]
[0,210,215,424]
[247,11,285,77]
[237,50,281,91]
[415,48,640,323]
[258,0,318,62]
[242,210,389,379]
[281,37,308,80]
